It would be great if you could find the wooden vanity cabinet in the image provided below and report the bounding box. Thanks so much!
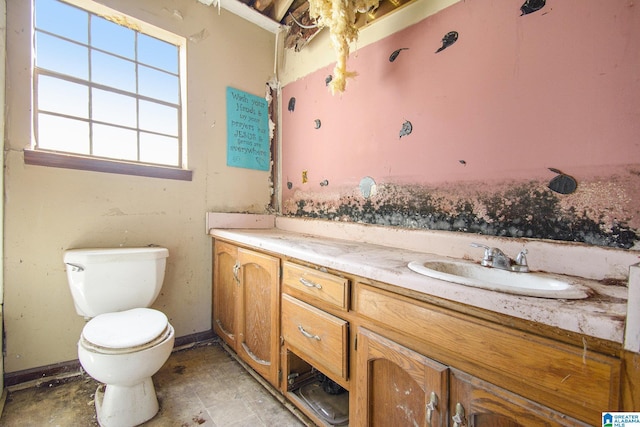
[353,282,620,426]
[448,368,590,427]
[280,261,352,426]
[281,261,351,384]
[354,327,593,427]
[213,241,238,348]
[236,247,281,386]
[212,240,281,387]
[281,294,349,383]
[212,239,629,426]
[282,261,349,311]
[355,327,448,427]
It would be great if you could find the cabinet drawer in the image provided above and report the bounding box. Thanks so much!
[281,293,348,380]
[282,261,349,310]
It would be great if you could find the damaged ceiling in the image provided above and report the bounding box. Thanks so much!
[207,0,414,50]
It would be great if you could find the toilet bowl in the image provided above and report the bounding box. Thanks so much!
[64,247,173,427]
[78,308,175,427]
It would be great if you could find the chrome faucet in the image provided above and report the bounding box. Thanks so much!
[470,243,529,272]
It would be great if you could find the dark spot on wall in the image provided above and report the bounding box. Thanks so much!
[295,199,307,215]
[520,0,546,16]
[285,182,638,248]
[436,31,458,53]
[399,120,412,139]
[389,47,409,62]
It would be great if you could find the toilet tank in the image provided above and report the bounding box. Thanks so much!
[64,247,169,318]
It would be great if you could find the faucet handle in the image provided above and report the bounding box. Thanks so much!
[515,249,528,265]
[470,243,493,266]
[470,243,491,250]
[513,249,530,272]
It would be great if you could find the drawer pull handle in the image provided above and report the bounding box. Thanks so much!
[299,278,322,289]
[452,402,466,427]
[298,325,321,341]
[426,391,438,427]
[232,262,240,285]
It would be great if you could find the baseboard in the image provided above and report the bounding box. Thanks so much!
[173,329,216,349]
[4,359,82,389]
[4,329,217,388]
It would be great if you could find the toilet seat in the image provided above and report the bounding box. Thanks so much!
[81,308,172,355]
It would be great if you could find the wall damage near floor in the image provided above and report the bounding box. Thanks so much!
[283,169,640,249]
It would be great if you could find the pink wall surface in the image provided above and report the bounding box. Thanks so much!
[281,0,640,248]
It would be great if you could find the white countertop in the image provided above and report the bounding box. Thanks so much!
[209,225,629,345]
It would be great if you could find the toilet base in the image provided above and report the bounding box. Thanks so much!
[94,378,159,427]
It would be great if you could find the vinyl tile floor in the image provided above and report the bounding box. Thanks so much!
[0,341,307,427]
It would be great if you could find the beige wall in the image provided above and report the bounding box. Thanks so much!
[1,0,6,391]
[4,0,275,373]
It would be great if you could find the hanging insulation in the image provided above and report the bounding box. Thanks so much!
[309,0,379,93]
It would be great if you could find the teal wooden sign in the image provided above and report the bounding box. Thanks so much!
[226,87,270,171]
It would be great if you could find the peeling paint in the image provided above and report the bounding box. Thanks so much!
[188,28,210,43]
[104,207,126,216]
[102,15,141,31]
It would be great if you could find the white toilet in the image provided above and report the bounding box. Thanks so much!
[64,247,175,427]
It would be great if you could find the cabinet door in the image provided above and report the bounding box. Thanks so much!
[213,241,238,349]
[237,248,280,387]
[449,368,591,427]
[355,327,448,427]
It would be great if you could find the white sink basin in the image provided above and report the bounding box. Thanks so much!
[407,259,592,299]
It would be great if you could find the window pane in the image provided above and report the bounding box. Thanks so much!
[91,15,135,59]
[36,33,88,80]
[38,76,88,119]
[91,50,136,92]
[138,34,178,73]
[35,0,87,44]
[92,89,136,128]
[93,124,137,161]
[33,0,185,171]
[37,114,89,154]
[138,65,179,104]
[140,133,179,166]
[139,101,178,136]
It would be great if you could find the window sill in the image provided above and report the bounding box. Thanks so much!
[24,149,193,181]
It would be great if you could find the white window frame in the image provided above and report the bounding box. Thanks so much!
[26,0,191,181]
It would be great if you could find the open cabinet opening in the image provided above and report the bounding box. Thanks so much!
[284,349,349,426]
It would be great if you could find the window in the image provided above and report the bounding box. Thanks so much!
[28,0,191,180]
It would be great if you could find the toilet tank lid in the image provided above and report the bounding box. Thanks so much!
[82,308,169,349]
[64,247,169,263]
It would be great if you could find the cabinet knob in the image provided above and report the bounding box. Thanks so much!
[452,402,466,427]
[426,391,438,427]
